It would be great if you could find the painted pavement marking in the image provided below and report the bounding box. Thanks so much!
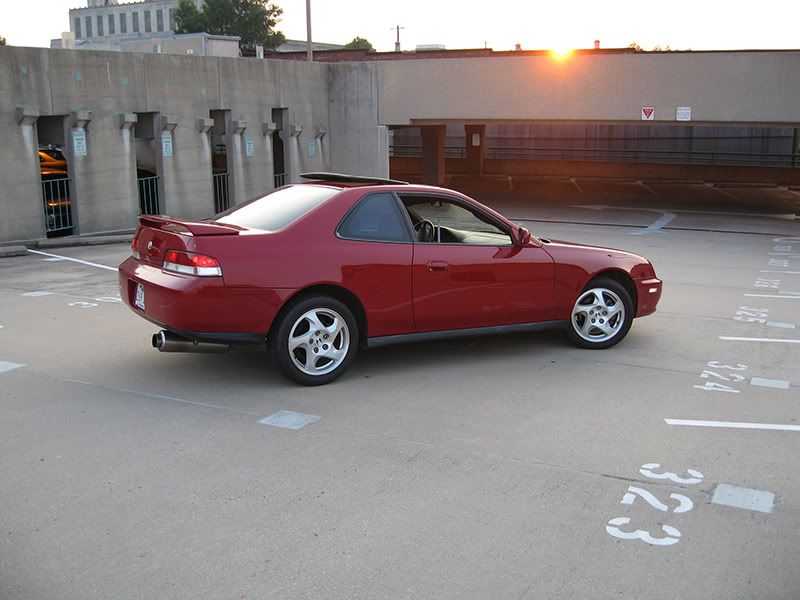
[259,410,320,430]
[0,361,26,374]
[719,336,800,344]
[665,419,800,432]
[21,291,52,297]
[711,484,775,514]
[750,377,791,390]
[26,249,119,272]
[766,321,796,329]
[744,294,800,299]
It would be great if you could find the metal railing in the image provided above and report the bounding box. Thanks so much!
[41,177,72,233]
[137,175,160,215]
[274,172,287,188]
[390,144,797,168]
[213,172,230,213]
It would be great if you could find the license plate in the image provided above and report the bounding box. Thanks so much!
[134,283,145,310]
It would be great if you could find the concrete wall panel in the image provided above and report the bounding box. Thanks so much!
[143,53,221,219]
[329,63,388,178]
[380,51,800,125]
[0,48,53,241]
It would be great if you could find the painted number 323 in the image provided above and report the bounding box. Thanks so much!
[605,464,704,547]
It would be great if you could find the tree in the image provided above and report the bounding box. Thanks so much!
[0,34,6,46]
[344,36,374,51]
[627,42,643,51]
[175,0,286,51]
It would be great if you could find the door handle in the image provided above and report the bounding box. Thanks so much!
[427,260,449,272]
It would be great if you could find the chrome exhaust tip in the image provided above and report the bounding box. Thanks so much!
[152,330,229,354]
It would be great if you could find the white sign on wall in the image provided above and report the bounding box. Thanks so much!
[676,106,692,121]
[161,131,173,157]
[308,141,316,158]
[641,106,655,121]
[245,135,255,157]
[72,128,87,156]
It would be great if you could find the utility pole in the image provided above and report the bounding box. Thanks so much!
[392,25,404,52]
[306,0,313,62]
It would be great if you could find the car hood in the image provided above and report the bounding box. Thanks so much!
[538,237,655,277]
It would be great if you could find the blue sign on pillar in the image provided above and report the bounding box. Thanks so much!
[308,141,316,158]
[245,135,255,157]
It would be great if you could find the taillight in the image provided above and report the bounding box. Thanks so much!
[131,235,140,260]
[162,250,223,277]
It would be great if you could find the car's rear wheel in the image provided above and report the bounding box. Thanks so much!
[270,295,358,385]
[566,278,633,349]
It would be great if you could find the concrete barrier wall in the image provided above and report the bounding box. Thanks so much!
[380,51,800,126]
[0,46,361,242]
[389,157,800,186]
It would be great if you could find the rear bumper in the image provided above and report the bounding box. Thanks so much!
[635,277,662,317]
[118,258,293,336]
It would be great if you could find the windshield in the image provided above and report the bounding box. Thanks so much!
[214,185,339,231]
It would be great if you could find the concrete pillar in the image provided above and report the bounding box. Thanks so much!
[421,125,446,185]
[262,121,277,188]
[230,119,247,206]
[465,124,486,175]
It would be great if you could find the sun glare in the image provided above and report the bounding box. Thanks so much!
[550,47,575,60]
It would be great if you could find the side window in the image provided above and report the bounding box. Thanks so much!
[399,195,512,246]
[338,193,411,243]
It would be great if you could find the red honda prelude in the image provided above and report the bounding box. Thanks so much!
[119,173,662,385]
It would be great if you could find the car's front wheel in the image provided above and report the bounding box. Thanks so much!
[566,278,633,349]
[270,295,358,385]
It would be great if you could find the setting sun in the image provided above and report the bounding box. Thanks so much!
[550,46,575,60]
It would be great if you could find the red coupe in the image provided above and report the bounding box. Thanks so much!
[119,173,662,385]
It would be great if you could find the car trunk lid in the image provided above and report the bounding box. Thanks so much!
[134,216,243,266]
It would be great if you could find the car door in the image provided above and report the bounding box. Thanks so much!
[335,191,415,337]
[399,193,555,333]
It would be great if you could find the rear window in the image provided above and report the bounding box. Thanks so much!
[214,185,339,231]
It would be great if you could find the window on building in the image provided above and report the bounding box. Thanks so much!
[156,9,163,32]
[144,10,151,33]
[120,13,127,34]
[168,9,176,31]
[74,17,82,39]
[97,15,104,37]
[108,14,115,35]
[132,12,139,33]
[85,16,93,38]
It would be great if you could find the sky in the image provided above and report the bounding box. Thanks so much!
[1,0,799,52]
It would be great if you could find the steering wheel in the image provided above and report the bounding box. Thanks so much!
[413,219,436,242]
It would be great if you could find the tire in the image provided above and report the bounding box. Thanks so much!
[566,278,634,349]
[270,295,358,385]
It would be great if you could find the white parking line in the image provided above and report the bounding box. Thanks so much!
[750,377,791,390]
[744,294,800,299]
[26,249,119,272]
[21,291,52,297]
[760,270,800,275]
[259,410,320,430]
[0,361,26,374]
[719,336,800,344]
[665,419,800,432]
[766,321,796,329]
[711,484,775,513]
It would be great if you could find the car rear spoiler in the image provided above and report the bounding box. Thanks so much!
[138,215,243,236]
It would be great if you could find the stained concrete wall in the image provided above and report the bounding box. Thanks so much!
[4,46,800,243]
[379,51,800,126]
[328,63,389,178]
[0,46,344,242]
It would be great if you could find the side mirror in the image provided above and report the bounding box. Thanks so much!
[517,226,531,246]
